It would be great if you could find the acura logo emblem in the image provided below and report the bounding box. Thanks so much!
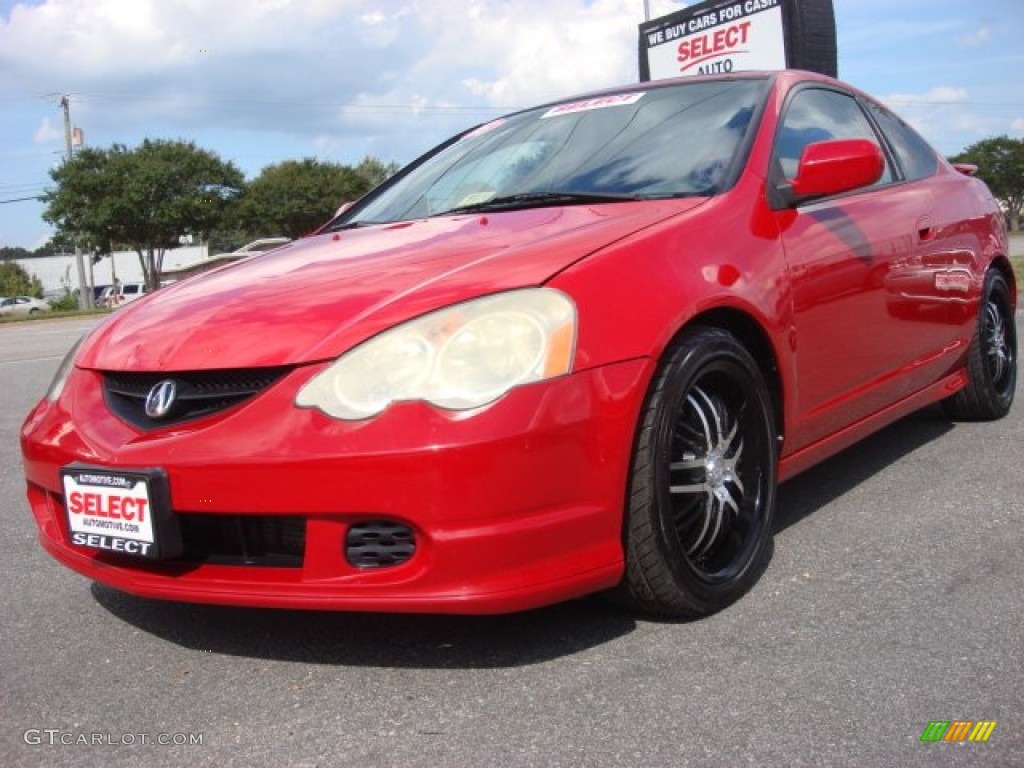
[144,379,178,419]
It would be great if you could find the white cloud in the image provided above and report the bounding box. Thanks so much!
[884,87,968,107]
[1012,118,1024,132]
[957,23,991,48]
[646,0,688,20]
[33,117,62,144]
[881,86,1011,154]
[0,0,682,163]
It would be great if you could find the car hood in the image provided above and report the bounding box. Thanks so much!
[79,201,701,371]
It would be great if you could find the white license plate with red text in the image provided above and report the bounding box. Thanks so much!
[60,466,180,559]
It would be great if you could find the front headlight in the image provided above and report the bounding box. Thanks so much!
[46,336,85,402]
[295,288,577,420]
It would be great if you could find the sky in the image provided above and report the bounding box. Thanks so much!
[1,0,1022,249]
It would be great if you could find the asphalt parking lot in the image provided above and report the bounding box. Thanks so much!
[1,311,1021,768]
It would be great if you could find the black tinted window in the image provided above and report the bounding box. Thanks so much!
[774,87,891,184]
[864,100,938,181]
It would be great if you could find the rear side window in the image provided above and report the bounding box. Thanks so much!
[864,100,939,181]
[773,87,892,185]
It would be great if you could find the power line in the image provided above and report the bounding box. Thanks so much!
[33,91,522,116]
[0,195,43,204]
[0,183,48,193]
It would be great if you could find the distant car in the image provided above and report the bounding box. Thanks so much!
[98,283,149,308]
[21,70,1016,618]
[159,239,292,284]
[0,296,51,316]
[228,238,291,256]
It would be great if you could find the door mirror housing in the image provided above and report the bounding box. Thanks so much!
[779,139,884,206]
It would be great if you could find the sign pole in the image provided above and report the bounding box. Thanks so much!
[60,94,92,310]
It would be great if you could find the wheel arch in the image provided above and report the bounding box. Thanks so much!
[989,255,1017,308]
[673,306,786,447]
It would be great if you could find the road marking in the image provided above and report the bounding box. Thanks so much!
[0,356,64,367]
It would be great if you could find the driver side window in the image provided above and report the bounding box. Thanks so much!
[774,88,892,185]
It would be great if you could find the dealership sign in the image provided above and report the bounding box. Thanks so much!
[639,0,836,82]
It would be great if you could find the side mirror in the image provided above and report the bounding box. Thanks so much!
[784,139,884,204]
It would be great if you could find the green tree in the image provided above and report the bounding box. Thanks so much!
[43,139,244,289]
[236,158,376,239]
[0,246,33,261]
[353,156,401,188]
[950,136,1024,231]
[0,261,44,297]
[33,241,65,257]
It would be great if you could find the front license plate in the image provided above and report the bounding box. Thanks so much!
[60,464,182,559]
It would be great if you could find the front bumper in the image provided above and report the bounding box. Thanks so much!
[21,358,651,613]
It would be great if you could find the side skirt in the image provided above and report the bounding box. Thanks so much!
[777,369,967,482]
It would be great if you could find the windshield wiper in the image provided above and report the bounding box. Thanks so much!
[434,191,639,216]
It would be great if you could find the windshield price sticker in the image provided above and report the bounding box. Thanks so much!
[463,118,507,139]
[62,468,157,557]
[541,93,646,119]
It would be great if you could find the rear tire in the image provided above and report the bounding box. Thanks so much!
[943,270,1016,420]
[617,327,777,617]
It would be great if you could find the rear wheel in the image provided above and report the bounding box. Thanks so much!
[618,327,777,617]
[943,270,1016,420]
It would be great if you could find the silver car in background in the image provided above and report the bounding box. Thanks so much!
[0,296,51,317]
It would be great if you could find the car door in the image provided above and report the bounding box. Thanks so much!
[770,85,940,452]
[863,98,981,343]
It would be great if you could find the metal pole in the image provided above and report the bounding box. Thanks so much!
[643,0,651,21]
[61,94,92,310]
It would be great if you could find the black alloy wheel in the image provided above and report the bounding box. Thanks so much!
[618,326,777,617]
[943,269,1017,420]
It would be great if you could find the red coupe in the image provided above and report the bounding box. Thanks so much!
[22,70,1016,616]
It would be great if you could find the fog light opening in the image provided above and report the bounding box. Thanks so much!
[345,521,416,568]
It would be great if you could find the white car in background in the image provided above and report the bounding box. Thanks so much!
[0,295,51,316]
[159,238,292,284]
[98,283,149,308]
[228,237,291,256]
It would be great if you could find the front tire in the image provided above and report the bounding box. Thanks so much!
[943,269,1016,420]
[618,327,778,617]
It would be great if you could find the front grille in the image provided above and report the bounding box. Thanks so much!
[346,521,416,568]
[177,513,305,567]
[103,367,292,429]
[47,488,306,568]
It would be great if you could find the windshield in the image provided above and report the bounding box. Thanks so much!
[335,78,769,227]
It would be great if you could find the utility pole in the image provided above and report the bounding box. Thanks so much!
[60,94,92,309]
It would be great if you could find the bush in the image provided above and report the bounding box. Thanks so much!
[49,293,79,311]
[0,261,44,297]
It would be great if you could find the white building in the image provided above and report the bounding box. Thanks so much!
[17,244,211,296]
